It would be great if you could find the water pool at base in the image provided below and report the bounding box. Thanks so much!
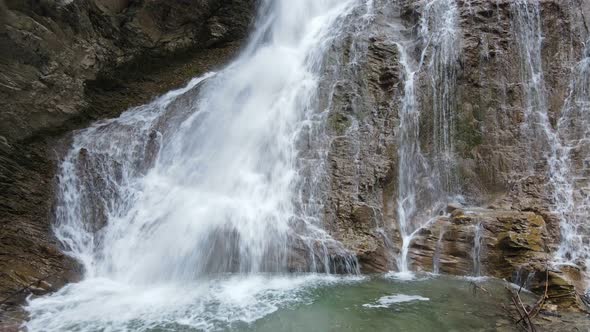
[237,276,515,332]
[26,274,523,332]
[235,276,520,332]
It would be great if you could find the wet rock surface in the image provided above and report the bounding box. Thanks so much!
[0,0,255,326]
[409,207,585,309]
[320,0,590,314]
[321,0,404,274]
[0,0,254,142]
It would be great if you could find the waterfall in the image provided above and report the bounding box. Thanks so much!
[25,1,367,330]
[511,0,553,170]
[422,0,460,192]
[512,0,590,285]
[472,223,483,277]
[395,42,431,274]
[393,0,459,275]
[554,44,590,273]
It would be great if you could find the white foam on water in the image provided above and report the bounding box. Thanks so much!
[458,275,490,283]
[26,274,361,332]
[362,294,430,308]
[384,271,418,281]
[383,271,435,282]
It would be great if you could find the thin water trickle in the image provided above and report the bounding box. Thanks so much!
[472,223,483,277]
[395,41,429,274]
[511,0,552,171]
[433,226,447,274]
[422,0,461,192]
[553,43,590,275]
[512,0,590,286]
[393,0,459,274]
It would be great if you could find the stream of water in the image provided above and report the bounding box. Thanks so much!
[393,0,459,275]
[553,43,590,273]
[512,0,590,283]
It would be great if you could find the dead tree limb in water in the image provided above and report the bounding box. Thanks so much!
[506,262,551,332]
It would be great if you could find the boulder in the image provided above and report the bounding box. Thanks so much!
[409,207,586,310]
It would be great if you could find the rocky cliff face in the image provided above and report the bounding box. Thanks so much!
[0,0,254,142]
[2,0,590,327]
[0,0,254,326]
[322,0,590,310]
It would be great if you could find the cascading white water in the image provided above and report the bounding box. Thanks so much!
[422,0,460,192]
[472,223,483,277]
[395,42,431,275]
[24,1,369,330]
[512,0,590,285]
[393,0,459,275]
[511,0,554,169]
[553,44,590,273]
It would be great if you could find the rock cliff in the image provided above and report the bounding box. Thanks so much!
[321,0,590,311]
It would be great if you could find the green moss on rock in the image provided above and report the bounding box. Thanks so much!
[455,118,483,153]
[328,112,351,135]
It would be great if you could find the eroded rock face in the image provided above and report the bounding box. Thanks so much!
[409,207,584,309]
[321,2,404,274]
[0,0,254,142]
[320,0,590,310]
[451,0,586,202]
[0,0,255,323]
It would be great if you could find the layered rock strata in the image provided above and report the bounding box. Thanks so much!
[322,0,590,311]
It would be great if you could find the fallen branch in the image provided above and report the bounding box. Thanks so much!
[506,263,551,332]
[529,264,549,317]
[506,286,536,332]
[470,281,490,296]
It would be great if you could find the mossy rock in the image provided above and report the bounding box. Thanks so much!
[497,230,544,252]
[455,118,483,154]
[328,112,351,135]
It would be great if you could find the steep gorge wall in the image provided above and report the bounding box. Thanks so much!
[0,0,255,323]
